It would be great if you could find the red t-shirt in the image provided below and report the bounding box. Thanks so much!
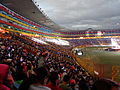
[46,83,62,90]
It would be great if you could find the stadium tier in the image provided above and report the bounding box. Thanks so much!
[1,4,120,39]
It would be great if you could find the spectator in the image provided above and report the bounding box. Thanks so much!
[69,79,78,90]
[59,74,71,90]
[0,64,14,90]
[46,71,62,90]
[28,67,51,90]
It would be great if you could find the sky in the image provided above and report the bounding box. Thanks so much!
[33,0,120,30]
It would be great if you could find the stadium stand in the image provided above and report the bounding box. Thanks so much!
[0,1,120,90]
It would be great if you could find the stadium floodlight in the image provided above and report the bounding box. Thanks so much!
[8,26,11,29]
[111,38,120,49]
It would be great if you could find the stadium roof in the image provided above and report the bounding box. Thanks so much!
[1,0,62,30]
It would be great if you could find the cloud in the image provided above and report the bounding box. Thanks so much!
[34,0,120,30]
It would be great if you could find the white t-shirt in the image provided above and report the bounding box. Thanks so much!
[28,85,51,90]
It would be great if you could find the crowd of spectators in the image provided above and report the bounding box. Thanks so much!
[0,31,119,90]
[69,38,111,47]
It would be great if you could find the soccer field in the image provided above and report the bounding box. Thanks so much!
[81,47,120,65]
[76,47,120,82]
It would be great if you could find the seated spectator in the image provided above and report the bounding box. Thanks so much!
[91,79,120,90]
[59,74,71,90]
[46,71,62,90]
[28,67,51,90]
[69,79,78,90]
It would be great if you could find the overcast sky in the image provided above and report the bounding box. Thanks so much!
[34,0,120,30]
